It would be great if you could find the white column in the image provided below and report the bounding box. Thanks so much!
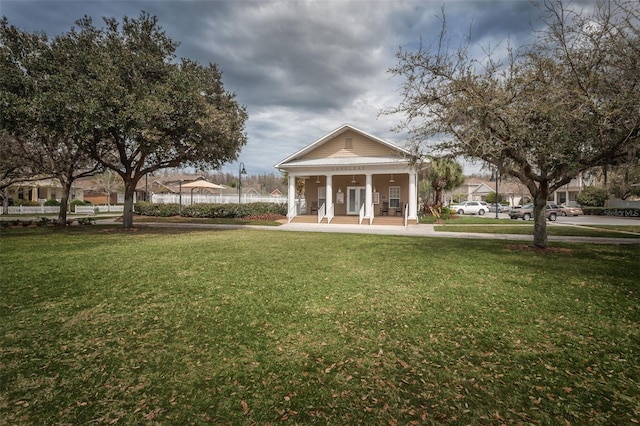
[288,174,296,217]
[365,173,372,218]
[409,170,418,220]
[326,174,333,219]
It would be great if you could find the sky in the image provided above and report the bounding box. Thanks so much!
[1,0,554,177]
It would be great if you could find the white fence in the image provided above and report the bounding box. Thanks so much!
[74,205,124,214]
[151,193,286,205]
[7,206,60,215]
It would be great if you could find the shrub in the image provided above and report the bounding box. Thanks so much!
[78,217,95,225]
[440,207,453,220]
[70,199,90,208]
[14,199,39,206]
[577,186,608,207]
[36,217,54,227]
[44,198,60,206]
[134,202,181,217]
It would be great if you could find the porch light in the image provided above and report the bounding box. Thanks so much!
[389,174,395,183]
[316,176,320,184]
[351,175,356,183]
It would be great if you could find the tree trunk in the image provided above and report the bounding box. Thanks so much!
[57,178,73,226]
[2,188,9,215]
[532,192,548,249]
[122,179,136,228]
[434,187,443,205]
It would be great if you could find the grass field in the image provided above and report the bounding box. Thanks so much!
[1,227,639,424]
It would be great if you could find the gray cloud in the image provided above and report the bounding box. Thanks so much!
[2,0,565,175]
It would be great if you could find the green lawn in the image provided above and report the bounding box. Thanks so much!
[435,224,640,238]
[1,227,639,424]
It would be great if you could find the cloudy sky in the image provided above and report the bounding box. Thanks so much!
[2,0,554,176]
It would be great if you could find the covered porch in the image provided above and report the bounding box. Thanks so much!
[275,125,420,226]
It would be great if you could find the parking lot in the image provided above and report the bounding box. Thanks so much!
[494,212,639,226]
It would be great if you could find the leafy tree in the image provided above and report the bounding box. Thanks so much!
[577,186,608,207]
[485,192,503,205]
[606,165,640,200]
[1,18,101,224]
[1,13,247,228]
[0,131,33,214]
[386,1,639,248]
[81,13,248,228]
[425,157,464,205]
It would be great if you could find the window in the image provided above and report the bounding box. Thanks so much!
[389,186,400,208]
[344,137,353,149]
[318,187,326,208]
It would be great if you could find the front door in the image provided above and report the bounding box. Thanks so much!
[347,186,366,215]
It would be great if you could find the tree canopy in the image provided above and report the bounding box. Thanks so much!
[387,0,639,247]
[1,12,248,227]
[425,157,464,206]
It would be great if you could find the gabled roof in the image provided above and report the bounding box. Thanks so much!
[274,124,412,170]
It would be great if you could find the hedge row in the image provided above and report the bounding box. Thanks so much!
[134,202,287,219]
[582,207,640,218]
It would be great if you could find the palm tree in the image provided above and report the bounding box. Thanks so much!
[426,157,465,205]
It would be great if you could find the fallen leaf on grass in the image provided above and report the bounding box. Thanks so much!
[241,400,250,415]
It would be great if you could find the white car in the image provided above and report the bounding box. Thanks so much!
[448,201,487,215]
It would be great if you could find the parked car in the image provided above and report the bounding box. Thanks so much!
[488,204,508,213]
[448,201,487,215]
[558,204,583,216]
[508,203,560,221]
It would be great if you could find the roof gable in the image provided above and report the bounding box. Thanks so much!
[275,124,410,169]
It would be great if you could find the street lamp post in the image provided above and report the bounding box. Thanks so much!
[492,168,500,219]
[238,162,247,204]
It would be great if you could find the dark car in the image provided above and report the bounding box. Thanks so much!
[509,203,560,221]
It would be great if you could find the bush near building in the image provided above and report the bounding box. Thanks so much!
[134,202,287,219]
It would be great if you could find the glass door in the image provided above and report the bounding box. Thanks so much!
[347,186,366,215]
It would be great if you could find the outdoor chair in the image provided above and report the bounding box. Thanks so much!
[310,201,318,214]
[380,201,389,216]
[395,203,404,216]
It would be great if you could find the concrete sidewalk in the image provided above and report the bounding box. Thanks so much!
[115,218,640,245]
[276,222,640,244]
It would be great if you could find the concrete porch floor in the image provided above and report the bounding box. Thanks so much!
[291,215,409,226]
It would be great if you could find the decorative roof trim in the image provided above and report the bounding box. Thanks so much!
[274,124,411,169]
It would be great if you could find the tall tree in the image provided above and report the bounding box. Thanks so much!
[425,156,464,205]
[1,13,247,228]
[81,13,247,227]
[0,18,101,225]
[386,0,639,248]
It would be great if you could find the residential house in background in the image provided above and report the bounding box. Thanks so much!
[4,178,84,205]
[446,173,591,207]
